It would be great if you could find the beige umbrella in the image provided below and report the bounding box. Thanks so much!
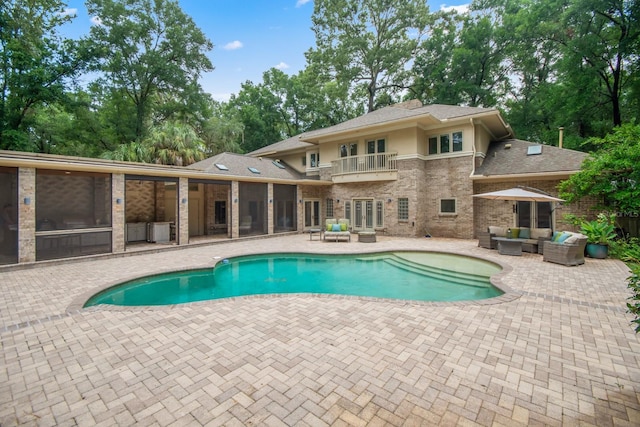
[473,187,564,202]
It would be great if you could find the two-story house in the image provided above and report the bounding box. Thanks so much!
[249,100,589,239]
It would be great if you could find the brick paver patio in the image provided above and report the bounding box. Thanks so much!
[1,236,639,426]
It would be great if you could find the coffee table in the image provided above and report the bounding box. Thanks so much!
[492,237,523,256]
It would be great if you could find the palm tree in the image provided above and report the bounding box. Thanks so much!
[145,121,206,166]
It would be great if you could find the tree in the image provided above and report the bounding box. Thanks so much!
[0,0,91,150]
[559,124,640,213]
[559,0,639,127]
[86,0,213,142]
[307,0,430,112]
[412,8,509,108]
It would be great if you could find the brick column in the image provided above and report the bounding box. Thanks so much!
[178,177,189,245]
[18,168,36,263]
[112,174,125,253]
[231,181,239,239]
[267,183,274,235]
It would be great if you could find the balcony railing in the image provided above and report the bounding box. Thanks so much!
[331,152,398,175]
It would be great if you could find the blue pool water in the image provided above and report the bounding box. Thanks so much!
[84,252,503,307]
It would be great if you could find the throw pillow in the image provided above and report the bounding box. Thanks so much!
[326,223,333,231]
[340,222,347,231]
[519,228,531,239]
[557,232,572,243]
[512,228,521,238]
[552,231,562,241]
[332,224,341,232]
[564,234,580,244]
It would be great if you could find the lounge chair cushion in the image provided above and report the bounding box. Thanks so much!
[557,232,572,243]
[531,228,552,239]
[488,226,506,237]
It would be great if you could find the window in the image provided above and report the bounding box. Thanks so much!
[376,201,384,227]
[215,163,229,171]
[367,138,385,154]
[326,198,334,218]
[440,134,450,153]
[248,167,260,174]
[452,132,463,152]
[440,199,456,214]
[345,201,351,222]
[428,131,463,155]
[215,201,226,224]
[398,198,409,221]
[272,160,285,169]
[310,152,319,167]
[428,137,438,155]
[340,143,358,157]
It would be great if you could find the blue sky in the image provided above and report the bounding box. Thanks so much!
[60,0,469,102]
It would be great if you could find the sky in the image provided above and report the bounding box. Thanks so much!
[59,0,470,102]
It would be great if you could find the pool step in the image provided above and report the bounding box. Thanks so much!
[381,256,492,288]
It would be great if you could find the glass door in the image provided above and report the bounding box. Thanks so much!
[304,200,320,229]
[353,199,374,231]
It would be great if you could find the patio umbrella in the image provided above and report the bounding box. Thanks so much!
[472,187,564,202]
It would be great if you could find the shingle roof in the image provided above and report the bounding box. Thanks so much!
[248,135,313,156]
[474,139,587,177]
[301,103,498,139]
[188,152,305,180]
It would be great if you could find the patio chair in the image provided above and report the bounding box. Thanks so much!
[542,234,587,266]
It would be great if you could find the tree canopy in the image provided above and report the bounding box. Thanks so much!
[1,0,639,157]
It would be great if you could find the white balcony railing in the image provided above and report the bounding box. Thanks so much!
[331,152,398,176]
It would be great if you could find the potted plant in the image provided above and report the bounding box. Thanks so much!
[577,213,618,258]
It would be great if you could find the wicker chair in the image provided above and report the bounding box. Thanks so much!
[477,231,498,249]
[542,237,587,266]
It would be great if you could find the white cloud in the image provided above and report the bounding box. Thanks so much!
[223,40,244,50]
[274,62,290,70]
[296,0,312,7]
[60,8,77,17]
[440,4,470,14]
[90,16,103,26]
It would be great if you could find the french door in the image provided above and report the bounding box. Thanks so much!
[304,199,320,228]
[353,199,374,231]
[517,201,553,228]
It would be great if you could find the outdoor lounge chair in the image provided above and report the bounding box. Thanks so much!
[239,215,252,233]
[542,233,587,266]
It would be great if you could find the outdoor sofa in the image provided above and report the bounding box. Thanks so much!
[324,218,351,242]
[478,226,552,253]
[542,231,588,266]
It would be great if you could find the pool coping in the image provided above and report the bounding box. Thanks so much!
[66,248,520,313]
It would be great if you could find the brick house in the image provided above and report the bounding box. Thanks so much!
[250,100,590,238]
[0,101,591,266]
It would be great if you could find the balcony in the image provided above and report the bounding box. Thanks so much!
[330,152,398,183]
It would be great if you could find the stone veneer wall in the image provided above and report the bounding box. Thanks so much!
[473,180,600,237]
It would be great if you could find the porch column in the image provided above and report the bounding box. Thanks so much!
[297,186,303,231]
[267,183,274,235]
[231,181,239,239]
[18,167,36,263]
[178,177,189,245]
[111,173,125,253]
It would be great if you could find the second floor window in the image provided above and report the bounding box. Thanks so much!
[428,131,463,155]
[310,152,319,167]
[340,143,358,157]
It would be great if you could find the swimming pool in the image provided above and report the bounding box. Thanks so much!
[84,251,503,307]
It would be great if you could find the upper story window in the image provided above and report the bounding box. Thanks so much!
[367,138,386,154]
[339,143,358,157]
[428,131,463,155]
[309,152,320,168]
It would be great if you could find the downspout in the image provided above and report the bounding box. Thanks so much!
[558,127,564,148]
[469,118,476,177]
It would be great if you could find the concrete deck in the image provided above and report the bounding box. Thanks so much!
[1,235,639,426]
